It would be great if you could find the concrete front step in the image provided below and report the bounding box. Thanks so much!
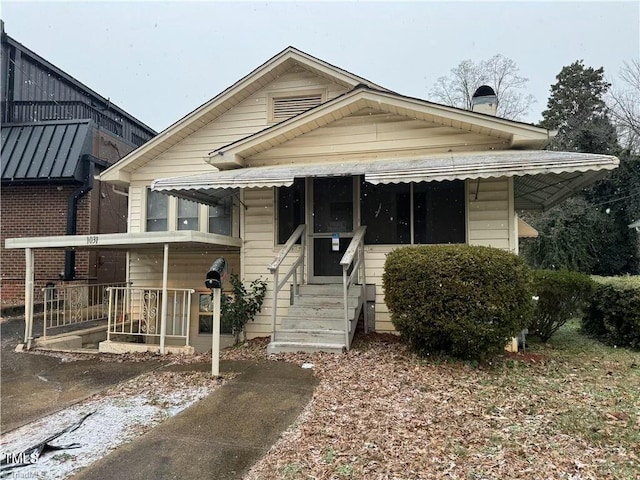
[267,341,346,354]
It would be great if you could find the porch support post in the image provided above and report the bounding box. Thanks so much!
[159,243,169,354]
[24,248,34,349]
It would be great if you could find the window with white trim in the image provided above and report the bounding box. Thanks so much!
[177,198,199,230]
[146,189,168,231]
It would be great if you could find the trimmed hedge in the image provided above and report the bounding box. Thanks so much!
[383,245,533,360]
[530,269,594,342]
[583,276,640,349]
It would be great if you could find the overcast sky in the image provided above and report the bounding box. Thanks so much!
[1,1,638,132]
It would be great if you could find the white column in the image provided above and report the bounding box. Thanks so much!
[159,243,169,354]
[24,248,34,349]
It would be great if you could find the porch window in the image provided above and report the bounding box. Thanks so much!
[360,179,465,245]
[177,198,199,230]
[277,178,305,244]
[361,182,411,244]
[414,181,465,244]
[208,196,232,236]
[198,293,232,334]
[146,189,168,231]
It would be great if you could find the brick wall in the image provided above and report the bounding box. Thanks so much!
[0,184,91,306]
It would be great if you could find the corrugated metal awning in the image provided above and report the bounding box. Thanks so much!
[152,150,618,211]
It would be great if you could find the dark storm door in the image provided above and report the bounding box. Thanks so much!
[308,177,356,283]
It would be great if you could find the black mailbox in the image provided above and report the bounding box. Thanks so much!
[205,258,227,289]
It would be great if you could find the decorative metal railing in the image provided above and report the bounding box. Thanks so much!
[268,224,307,340]
[105,287,194,345]
[42,282,128,338]
[340,226,367,349]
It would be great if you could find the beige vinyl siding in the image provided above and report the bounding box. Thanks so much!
[467,177,512,250]
[363,245,398,333]
[127,248,240,353]
[240,187,300,338]
[131,68,349,184]
[246,112,510,167]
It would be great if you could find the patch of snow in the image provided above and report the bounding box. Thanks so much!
[0,377,218,479]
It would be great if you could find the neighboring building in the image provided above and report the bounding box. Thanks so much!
[7,47,618,354]
[0,22,156,307]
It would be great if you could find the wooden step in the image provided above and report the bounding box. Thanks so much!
[294,295,360,308]
[267,341,346,354]
[281,316,346,330]
[274,328,346,344]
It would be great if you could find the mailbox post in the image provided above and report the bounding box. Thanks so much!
[205,258,227,377]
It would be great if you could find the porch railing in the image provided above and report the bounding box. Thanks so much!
[340,226,367,349]
[268,224,306,340]
[106,287,194,345]
[42,282,129,338]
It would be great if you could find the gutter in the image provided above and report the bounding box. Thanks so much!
[64,155,107,279]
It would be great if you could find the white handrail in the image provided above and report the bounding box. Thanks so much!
[268,224,307,340]
[340,226,367,349]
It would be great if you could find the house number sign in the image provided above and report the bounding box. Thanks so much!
[86,235,99,245]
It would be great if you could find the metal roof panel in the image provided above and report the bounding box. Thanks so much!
[1,120,92,182]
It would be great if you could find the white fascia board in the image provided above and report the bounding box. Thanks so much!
[5,231,243,250]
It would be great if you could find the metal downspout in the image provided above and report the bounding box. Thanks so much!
[64,156,95,280]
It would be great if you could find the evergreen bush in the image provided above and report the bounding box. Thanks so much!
[530,269,594,341]
[583,276,640,349]
[383,245,533,360]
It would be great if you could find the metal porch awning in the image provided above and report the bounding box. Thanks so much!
[151,150,618,211]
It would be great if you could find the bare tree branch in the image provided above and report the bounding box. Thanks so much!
[430,54,535,121]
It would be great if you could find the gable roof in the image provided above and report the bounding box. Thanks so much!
[1,120,93,184]
[209,85,553,169]
[100,47,389,185]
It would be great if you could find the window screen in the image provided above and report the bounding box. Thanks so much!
[361,181,411,245]
[414,180,465,244]
[146,189,168,231]
[177,198,199,230]
[277,178,305,244]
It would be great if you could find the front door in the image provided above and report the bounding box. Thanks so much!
[308,177,356,283]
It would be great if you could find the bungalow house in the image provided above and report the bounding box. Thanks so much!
[7,47,618,354]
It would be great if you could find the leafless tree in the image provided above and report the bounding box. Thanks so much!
[608,59,640,153]
[430,54,536,121]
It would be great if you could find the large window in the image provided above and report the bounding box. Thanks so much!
[208,196,232,236]
[177,198,199,230]
[146,189,168,231]
[414,181,465,244]
[361,182,411,244]
[360,179,465,245]
[277,178,305,244]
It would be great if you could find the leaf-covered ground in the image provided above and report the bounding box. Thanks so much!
[227,322,639,480]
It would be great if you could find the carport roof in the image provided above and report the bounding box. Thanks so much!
[4,231,242,250]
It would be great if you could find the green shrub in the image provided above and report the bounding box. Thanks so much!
[221,274,267,345]
[383,245,533,361]
[583,276,640,349]
[530,269,594,342]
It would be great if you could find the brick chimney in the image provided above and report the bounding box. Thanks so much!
[471,85,497,116]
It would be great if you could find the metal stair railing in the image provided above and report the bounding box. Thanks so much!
[339,226,367,350]
[268,224,307,342]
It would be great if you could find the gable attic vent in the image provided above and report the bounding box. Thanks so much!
[272,93,323,121]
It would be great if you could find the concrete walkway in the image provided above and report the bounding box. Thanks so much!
[72,360,317,480]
